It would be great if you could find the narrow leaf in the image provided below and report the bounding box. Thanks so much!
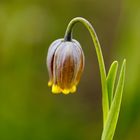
[101,59,126,140]
[107,61,118,107]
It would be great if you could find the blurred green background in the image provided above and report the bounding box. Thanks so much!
[0,0,139,140]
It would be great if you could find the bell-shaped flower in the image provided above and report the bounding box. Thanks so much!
[47,39,85,94]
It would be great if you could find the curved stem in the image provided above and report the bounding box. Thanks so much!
[64,17,109,126]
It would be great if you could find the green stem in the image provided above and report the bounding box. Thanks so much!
[64,17,109,126]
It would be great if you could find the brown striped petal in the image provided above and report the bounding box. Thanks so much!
[46,39,63,86]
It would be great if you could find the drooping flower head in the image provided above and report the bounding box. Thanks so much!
[47,39,85,94]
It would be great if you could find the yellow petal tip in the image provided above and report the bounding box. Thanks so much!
[62,89,70,94]
[48,81,53,87]
[62,86,77,94]
[52,85,61,94]
[70,85,76,93]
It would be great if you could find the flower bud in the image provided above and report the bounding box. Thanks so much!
[47,39,85,94]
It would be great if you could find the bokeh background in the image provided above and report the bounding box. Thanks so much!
[0,0,139,140]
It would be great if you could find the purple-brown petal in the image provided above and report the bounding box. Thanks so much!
[73,40,85,85]
[53,40,85,90]
[46,39,63,84]
[53,42,74,89]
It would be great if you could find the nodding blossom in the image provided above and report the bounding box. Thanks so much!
[47,39,85,94]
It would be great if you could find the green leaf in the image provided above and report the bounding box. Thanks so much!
[107,61,118,108]
[101,59,126,140]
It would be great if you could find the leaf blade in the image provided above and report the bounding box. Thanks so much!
[107,61,118,107]
[101,59,126,140]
